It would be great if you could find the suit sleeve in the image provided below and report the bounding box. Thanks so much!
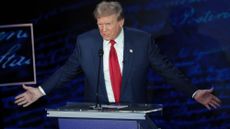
[41,38,82,94]
[148,36,197,97]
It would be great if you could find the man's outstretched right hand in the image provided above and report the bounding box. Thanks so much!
[15,84,44,107]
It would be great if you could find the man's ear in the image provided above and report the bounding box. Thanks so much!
[119,18,125,27]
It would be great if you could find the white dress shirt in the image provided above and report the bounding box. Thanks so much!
[103,28,124,103]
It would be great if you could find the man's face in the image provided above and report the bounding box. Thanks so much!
[97,14,124,41]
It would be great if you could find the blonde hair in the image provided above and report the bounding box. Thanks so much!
[93,1,124,21]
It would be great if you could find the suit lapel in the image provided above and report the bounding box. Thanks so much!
[121,28,134,98]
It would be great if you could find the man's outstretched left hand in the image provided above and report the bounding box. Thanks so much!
[194,88,221,110]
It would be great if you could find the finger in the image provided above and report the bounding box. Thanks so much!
[15,97,26,104]
[210,99,221,108]
[23,84,31,90]
[212,96,222,103]
[207,87,214,93]
[15,93,26,99]
[208,102,218,109]
[205,104,211,110]
[23,102,32,107]
[17,100,28,106]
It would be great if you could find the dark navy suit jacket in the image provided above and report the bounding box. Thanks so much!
[42,27,197,104]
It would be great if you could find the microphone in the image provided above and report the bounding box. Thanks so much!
[94,49,104,110]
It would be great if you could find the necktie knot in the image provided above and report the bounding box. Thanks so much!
[110,40,116,46]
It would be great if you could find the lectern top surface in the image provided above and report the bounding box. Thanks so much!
[48,102,163,113]
[47,102,163,120]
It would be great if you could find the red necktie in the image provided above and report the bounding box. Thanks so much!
[109,40,122,103]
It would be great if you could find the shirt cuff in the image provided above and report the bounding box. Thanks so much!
[192,90,198,98]
[38,86,46,96]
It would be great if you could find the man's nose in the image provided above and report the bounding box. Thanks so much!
[102,25,107,32]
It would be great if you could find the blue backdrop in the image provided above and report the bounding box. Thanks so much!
[0,0,229,129]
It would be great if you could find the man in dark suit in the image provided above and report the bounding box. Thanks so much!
[15,1,221,110]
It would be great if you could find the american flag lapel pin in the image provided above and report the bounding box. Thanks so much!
[129,49,133,53]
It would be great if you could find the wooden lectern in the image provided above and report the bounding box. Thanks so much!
[47,102,162,129]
